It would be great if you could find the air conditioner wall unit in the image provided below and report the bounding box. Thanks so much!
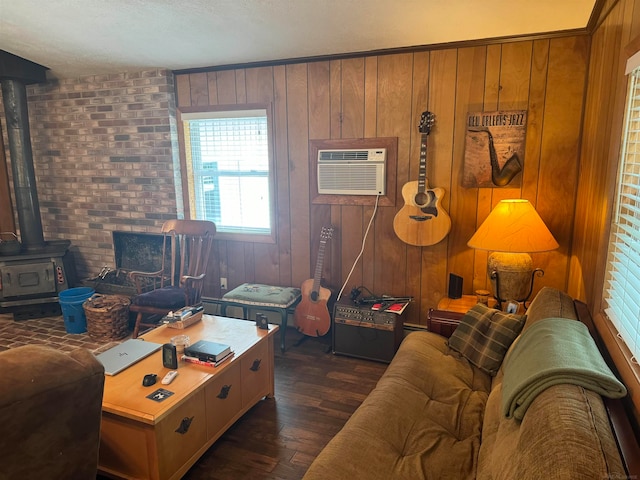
[317,148,386,195]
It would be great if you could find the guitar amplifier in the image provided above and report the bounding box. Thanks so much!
[332,299,404,363]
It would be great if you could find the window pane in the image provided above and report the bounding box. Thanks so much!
[183,111,271,236]
[603,69,640,361]
[218,176,270,232]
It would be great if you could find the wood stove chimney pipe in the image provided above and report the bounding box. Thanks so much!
[0,51,49,251]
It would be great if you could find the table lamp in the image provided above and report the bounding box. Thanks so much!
[467,199,558,308]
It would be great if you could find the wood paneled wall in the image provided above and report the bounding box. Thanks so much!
[175,35,589,325]
[570,0,640,306]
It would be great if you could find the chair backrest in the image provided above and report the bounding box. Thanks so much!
[160,219,216,303]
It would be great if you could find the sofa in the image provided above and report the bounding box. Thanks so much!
[0,345,105,480]
[303,287,635,479]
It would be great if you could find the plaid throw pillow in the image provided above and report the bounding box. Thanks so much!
[448,303,526,376]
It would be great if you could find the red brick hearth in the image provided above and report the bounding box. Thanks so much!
[0,313,123,353]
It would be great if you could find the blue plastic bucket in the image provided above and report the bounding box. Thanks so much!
[59,287,95,334]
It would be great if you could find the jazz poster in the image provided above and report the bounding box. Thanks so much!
[462,110,527,188]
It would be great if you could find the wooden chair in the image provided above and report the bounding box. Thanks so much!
[129,219,216,338]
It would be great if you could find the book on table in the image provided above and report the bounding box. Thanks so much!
[182,351,234,367]
[371,301,410,314]
[185,340,232,362]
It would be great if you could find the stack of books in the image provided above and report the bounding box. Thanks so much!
[182,340,234,367]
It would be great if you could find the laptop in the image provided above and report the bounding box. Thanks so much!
[96,339,162,375]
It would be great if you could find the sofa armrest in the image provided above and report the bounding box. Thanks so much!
[574,300,640,478]
[0,345,105,478]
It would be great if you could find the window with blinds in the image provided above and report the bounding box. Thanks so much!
[603,67,640,364]
[180,108,274,241]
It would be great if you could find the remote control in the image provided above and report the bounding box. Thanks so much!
[161,370,178,385]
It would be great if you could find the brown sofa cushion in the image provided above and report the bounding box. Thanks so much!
[303,331,492,480]
[448,304,525,376]
[0,345,105,479]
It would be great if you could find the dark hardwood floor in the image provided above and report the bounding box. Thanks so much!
[181,330,388,479]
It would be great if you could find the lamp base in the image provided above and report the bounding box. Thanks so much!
[487,252,542,307]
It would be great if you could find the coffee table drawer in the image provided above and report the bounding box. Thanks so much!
[99,413,155,479]
[156,388,208,479]
[241,340,270,406]
[99,388,207,480]
[204,361,243,438]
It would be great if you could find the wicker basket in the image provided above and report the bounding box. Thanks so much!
[83,294,131,341]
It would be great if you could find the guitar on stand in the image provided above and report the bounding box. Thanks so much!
[294,226,334,337]
[393,110,451,246]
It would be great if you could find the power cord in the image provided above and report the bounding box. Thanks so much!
[349,285,376,302]
[336,194,381,301]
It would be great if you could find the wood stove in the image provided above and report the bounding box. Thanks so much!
[0,243,76,312]
[0,51,76,318]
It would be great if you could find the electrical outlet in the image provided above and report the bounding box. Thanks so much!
[220,277,227,290]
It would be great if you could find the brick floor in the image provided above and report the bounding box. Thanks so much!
[0,313,127,353]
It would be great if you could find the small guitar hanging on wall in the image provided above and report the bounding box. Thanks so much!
[393,110,451,246]
[294,226,334,337]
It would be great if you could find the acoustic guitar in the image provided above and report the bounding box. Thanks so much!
[294,226,334,337]
[393,110,451,246]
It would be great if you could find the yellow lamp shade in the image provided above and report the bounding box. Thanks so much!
[467,199,558,253]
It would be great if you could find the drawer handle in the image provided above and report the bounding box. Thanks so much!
[217,384,232,399]
[250,359,262,372]
[175,416,194,434]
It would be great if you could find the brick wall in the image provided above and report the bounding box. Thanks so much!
[1,69,180,280]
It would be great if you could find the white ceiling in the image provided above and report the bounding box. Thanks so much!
[0,0,596,80]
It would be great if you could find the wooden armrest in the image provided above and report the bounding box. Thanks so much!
[128,269,164,280]
[181,273,206,283]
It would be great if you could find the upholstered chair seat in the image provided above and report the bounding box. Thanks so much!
[131,285,192,309]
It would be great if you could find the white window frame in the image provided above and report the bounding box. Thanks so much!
[602,60,640,366]
[177,104,276,244]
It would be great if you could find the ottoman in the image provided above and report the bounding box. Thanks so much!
[220,283,302,352]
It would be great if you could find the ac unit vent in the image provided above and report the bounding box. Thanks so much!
[319,150,372,161]
[317,148,386,195]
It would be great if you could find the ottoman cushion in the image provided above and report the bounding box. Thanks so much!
[222,283,301,308]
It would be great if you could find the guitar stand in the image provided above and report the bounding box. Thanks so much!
[293,332,332,354]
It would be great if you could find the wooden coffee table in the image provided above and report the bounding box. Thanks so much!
[97,315,278,480]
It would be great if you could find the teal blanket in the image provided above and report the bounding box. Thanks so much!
[502,317,627,420]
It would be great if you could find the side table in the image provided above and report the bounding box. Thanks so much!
[437,294,497,313]
[428,295,497,338]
